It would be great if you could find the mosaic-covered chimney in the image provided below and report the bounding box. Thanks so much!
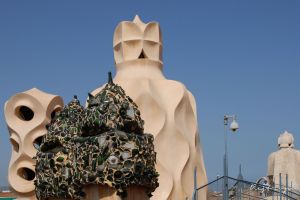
[34,73,158,200]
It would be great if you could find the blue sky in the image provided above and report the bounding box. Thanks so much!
[0,0,300,186]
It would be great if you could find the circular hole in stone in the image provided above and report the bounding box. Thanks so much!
[51,111,56,119]
[33,136,43,150]
[10,138,19,153]
[17,167,35,181]
[51,107,62,120]
[16,106,34,121]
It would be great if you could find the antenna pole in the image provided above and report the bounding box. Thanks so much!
[108,72,113,84]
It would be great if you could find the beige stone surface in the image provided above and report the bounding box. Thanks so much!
[91,16,207,200]
[114,15,162,66]
[4,88,64,200]
[267,131,300,191]
[83,185,149,200]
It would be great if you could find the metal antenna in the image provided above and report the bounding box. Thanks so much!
[108,71,113,84]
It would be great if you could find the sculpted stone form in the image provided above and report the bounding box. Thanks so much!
[92,16,207,199]
[113,15,162,66]
[4,88,64,199]
[267,131,300,191]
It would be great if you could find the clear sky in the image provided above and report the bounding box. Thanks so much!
[0,0,300,187]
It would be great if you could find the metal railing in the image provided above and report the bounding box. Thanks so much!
[194,176,300,200]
